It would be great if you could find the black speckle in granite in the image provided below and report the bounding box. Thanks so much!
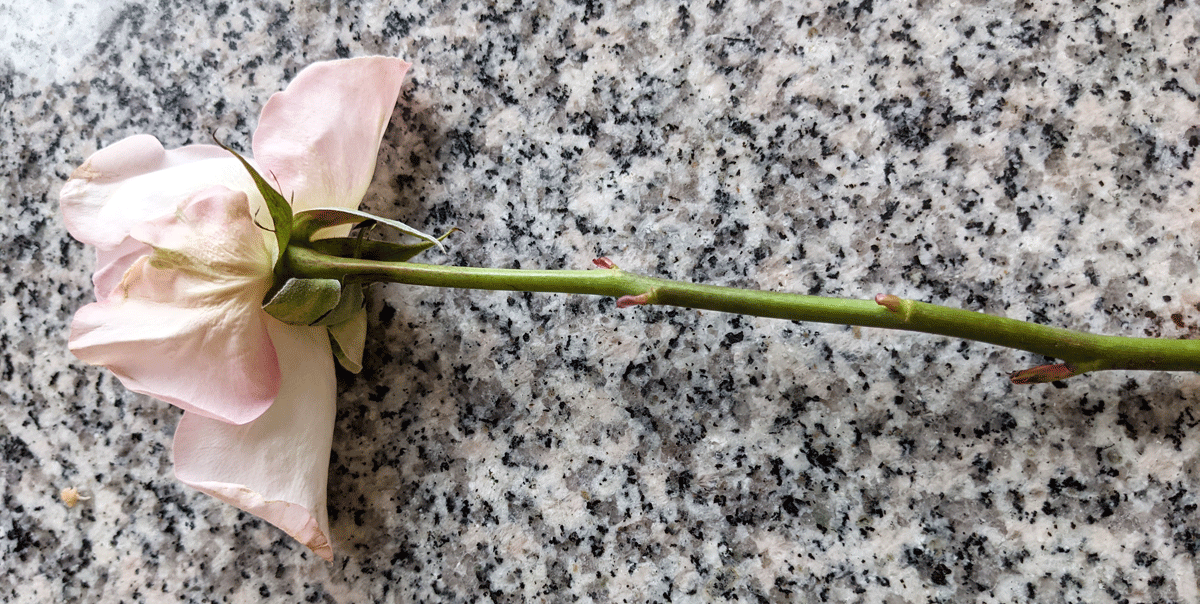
[1,344,13,383]
[5,518,38,559]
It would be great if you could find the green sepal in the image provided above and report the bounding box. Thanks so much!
[214,140,293,272]
[262,277,343,325]
[262,276,367,372]
[312,282,364,327]
[305,229,457,263]
[293,207,442,251]
[327,310,367,374]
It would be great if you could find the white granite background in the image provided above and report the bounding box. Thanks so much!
[3,0,1200,602]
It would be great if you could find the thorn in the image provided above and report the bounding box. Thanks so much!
[1009,363,1081,384]
[593,257,617,269]
[875,294,903,313]
[616,293,651,308]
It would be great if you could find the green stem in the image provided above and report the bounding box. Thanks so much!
[286,246,1200,381]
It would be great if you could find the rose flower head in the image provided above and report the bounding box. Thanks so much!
[61,57,416,560]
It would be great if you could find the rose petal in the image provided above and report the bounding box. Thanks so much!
[60,134,263,252]
[173,320,337,561]
[68,187,280,425]
[252,57,410,213]
[130,185,276,284]
[92,236,151,302]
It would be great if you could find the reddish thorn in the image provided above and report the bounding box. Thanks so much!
[1009,363,1080,385]
[875,294,903,313]
[616,293,651,308]
[593,257,617,269]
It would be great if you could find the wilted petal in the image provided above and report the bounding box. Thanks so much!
[253,57,410,212]
[173,320,337,561]
[60,135,258,252]
[69,187,280,425]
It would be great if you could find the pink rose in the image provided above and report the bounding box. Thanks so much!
[60,57,412,560]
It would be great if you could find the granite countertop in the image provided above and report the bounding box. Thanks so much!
[4,0,1199,602]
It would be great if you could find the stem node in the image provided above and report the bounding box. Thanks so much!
[875,294,913,321]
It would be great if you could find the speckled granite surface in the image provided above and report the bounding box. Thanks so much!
[4,0,1200,602]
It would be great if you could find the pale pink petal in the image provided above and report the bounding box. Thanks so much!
[129,185,276,283]
[68,187,279,425]
[252,57,410,212]
[92,236,151,302]
[173,320,337,561]
[59,135,249,251]
[59,58,418,561]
